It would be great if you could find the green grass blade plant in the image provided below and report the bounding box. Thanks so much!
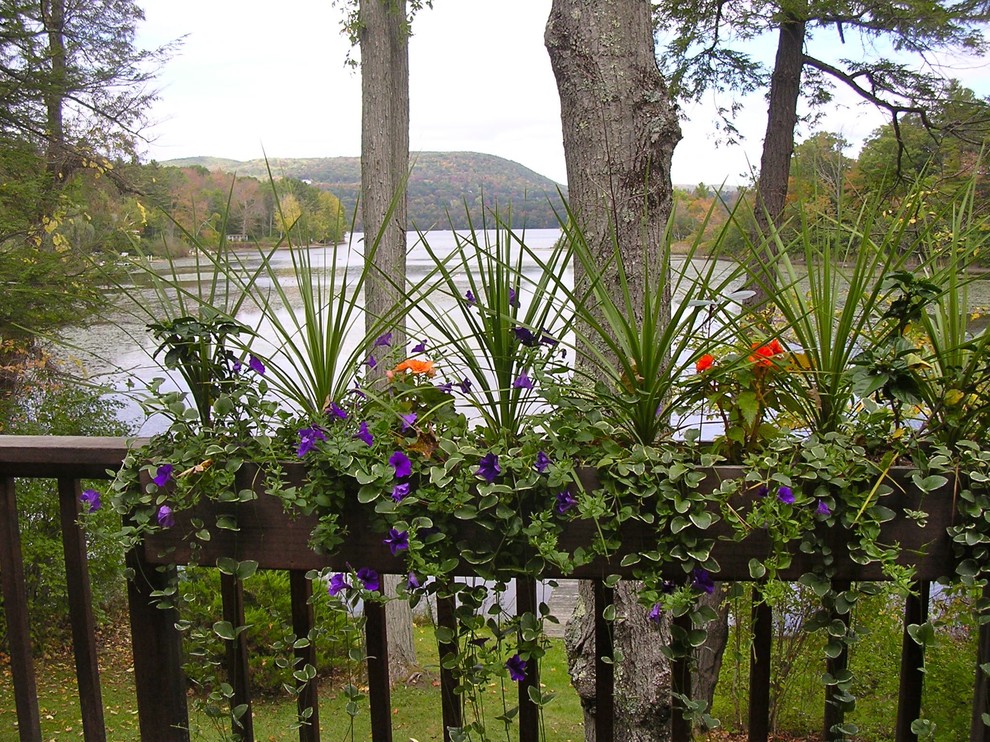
[555,197,749,446]
[405,208,575,445]
[734,182,949,437]
[912,180,990,444]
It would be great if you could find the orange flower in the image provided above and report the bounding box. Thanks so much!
[393,358,436,377]
[696,353,715,372]
[749,339,784,367]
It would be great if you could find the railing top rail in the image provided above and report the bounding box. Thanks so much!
[0,435,145,478]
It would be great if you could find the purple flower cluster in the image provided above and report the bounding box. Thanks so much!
[476,453,501,483]
[80,488,101,513]
[152,464,173,488]
[506,654,527,681]
[297,426,327,458]
[327,568,380,598]
[157,504,175,528]
[353,421,374,447]
[555,490,577,514]
[513,372,534,390]
[691,567,715,594]
[248,355,266,375]
[534,451,551,473]
[384,527,409,555]
[390,451,412,479]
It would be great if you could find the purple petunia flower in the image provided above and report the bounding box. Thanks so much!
[232,358,243,373]
[476,453,501,483]
[391,482,411,502]
[366,354,377,370]
[80,488,101,513]
[506,654,527,681]
[389,451,412,479]
[465,289,476,306]
[777,486,795,505]
[374,332,392,348]
[535,451,551,474]
[513,372,534,390]
[328,573,350,597]
[327,401,348,420]
[816,499,831,516]
[691,567,715,594]
[407,572,420,590]
[411,339,427,353]
[648,603,663,624]
[555,490,577,514]
[152,464,173,488]
[157,505,175,528]
[513,326,539,347]
[384,528,409,555]
[540,333,559,347]
[353,421,374,447]
[437,381,454,393]
[297,426,327,458]
[357,567,380,592]
[508,288,519,308]
[249,355,266,376]
[400,412,417,432]
[757,485,769,498]
[457,378,472,394]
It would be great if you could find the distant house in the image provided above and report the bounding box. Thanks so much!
[226,233,249,243]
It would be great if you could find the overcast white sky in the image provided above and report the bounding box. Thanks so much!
[135,0,988,187]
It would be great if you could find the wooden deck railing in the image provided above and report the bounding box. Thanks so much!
[0,435,988,741]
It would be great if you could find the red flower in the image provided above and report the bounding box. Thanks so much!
[749,339,783,366]
[696,353,715,372]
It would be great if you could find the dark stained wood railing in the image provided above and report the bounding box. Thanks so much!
[0,435,988,741]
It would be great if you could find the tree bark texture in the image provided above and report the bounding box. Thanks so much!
[749,15,807,309]
[546,2,681,739]
[565,580,672,741]
[359,0,416,685]
[360,0,409,339]
[546,0,680,365]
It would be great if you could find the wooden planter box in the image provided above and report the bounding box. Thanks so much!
[142,464,960,582]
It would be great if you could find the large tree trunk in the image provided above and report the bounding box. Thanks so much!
[359,0,417,686]
[546,1,680,738]
[748,15,807,309]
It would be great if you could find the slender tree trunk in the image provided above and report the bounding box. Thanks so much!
[546,2,680,738]
[359,0,417,685]
[748,15,807,309]
[41,0,67,179]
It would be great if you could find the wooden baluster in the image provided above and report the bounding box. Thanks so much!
[895,581,930,741]
[437,594,462,741]
[823,580,851,741]
[671,611,694,740]
[593,579,615,741]
[221,573,254,741]
[516,577,540,738]
[364,593,393,741]
[289,570,320,742]
[126,549,189,740]
[749,585,772,742]
[57,478,106,741]
[0,476,42,741]
[973,583,990,742]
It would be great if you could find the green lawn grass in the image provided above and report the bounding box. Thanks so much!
[1,593,978,741]
[0,624,585,741]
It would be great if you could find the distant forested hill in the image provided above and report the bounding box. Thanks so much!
[163,152,567,230]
